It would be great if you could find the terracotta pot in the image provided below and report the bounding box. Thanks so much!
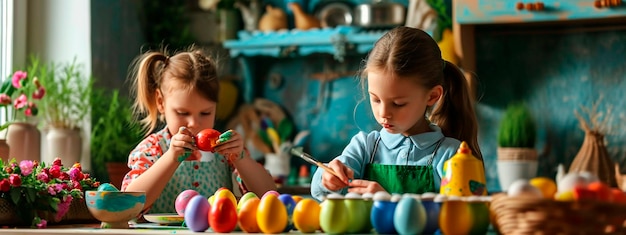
[0,139,10,162]
[45,127,82,165]
[6,122,41,162]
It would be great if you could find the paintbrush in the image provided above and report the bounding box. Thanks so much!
[290,147,342,179]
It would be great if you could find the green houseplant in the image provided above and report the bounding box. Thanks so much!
[36,58,93,165]
[496,102,539,191]
[90,88,143,188]
[497,102,537,148]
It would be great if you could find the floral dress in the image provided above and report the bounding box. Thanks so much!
[121,128,245,214]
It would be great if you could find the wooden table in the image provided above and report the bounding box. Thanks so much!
[0,223,246,234]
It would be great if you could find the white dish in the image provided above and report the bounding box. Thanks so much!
[143,213,184,225]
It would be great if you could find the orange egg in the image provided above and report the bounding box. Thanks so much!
[238,197,261,233]
[292,195,304,204]
[256,194,287,234]
[293,198,320,233]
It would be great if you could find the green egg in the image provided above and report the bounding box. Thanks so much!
[98,183,120,191]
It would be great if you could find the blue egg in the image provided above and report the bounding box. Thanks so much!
[184,195,210,232]
[394,196,427,235]
[422,199,440,234]
[370,200,397,234]
[97,183,119,191]
[278,194,296,232]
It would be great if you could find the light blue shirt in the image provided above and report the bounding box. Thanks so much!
[310,124,461,201]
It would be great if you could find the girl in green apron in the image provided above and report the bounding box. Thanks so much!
[122,48,276,213]
[310,26,482,201]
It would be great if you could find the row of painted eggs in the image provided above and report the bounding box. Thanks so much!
[175,188,492,234]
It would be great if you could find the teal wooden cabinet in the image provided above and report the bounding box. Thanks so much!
[455,0,626,24]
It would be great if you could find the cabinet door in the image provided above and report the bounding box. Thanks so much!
[455,0,626,24]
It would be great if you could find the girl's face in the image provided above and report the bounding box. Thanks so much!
[156,84,216,136]
[367,69,442,136]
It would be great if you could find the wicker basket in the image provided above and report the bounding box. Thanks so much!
[490,193,626,235]
[0,197,97,226]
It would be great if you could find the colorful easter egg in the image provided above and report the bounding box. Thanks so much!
[196,129,221,152]
[209,196,238,233]
[420,192,440,234]
[394,195,426,235]
[214,187,237,207]
[293,198,320,233]
[467,196,490,235]
[262,190,280,199]
[371,193,397,234]
[97,183,119,191]
[278,194,297,232]
[237,192,258,211]
[175,189,200,216]
[439,196,472,235]
[320,194,349,234]
[344,193,369,233]
[184,195,210,232]
[238,197,261,233]
[257,194,287,234]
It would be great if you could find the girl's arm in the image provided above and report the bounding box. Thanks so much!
[231,151,277,196]
[124,149,181,210]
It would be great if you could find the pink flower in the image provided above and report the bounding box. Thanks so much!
[9,174,22,187]
[59,172,70,181]
[36,219,47,229]
[52,158,63,166]
[19,160,34,176]
[68,167,84,181]
[12,71,27,88]
[55,195,73,221]
[0,179,10,192]
[32,87,45,99]
[13,94,28,109]
[0,94,11,105]
[37,171,50,183]
[49,165,61,178]
[71,180,82,190]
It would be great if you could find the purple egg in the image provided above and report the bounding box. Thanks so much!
[184,195,210,232]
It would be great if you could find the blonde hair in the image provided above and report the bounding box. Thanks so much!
[362,26,482,159]
[128,48,220,135]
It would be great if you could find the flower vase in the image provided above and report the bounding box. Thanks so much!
[45,127,82,165]
[0,139,10,162]
[6,122,41,162]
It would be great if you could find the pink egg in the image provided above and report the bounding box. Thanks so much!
[175,189,200,216]
[262,190,280,199]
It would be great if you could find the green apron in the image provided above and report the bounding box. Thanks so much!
[364,137,443,194]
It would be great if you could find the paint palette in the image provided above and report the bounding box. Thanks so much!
[143,213,185,225]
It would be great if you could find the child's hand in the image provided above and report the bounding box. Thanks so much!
[321,159,354,191]
[214,130,244,162]
[347,179,386,195]
[171,126,199,162]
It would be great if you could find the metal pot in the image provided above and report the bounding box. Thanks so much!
[353,1,406,28]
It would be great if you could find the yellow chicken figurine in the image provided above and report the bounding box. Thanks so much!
[288,2,321,30]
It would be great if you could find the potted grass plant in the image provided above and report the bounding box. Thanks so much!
[37,58,93,165]
[90,88,143,189]
[496,102,538,191]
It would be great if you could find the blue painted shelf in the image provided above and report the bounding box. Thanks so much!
[223,26,389,61]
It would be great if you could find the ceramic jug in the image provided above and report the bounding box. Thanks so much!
[440,141,487,196]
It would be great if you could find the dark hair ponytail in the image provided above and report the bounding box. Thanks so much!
[430,60,482,160]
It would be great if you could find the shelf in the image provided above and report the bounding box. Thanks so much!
[223,26,389,61]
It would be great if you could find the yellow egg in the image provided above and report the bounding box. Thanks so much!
[555,191,575,201]
[292,198,320,233]
[529,177,557,199]
[256,194,287,234]
[214,188,237,208]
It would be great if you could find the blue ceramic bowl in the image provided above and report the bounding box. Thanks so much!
[85,191,146,228]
